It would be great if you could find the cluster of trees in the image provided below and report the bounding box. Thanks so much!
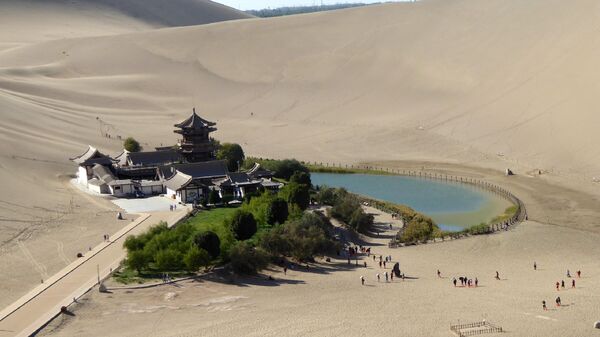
[124,222,219,273]
[244,158,309,181]
[317,187,374,233]
[216,143,245,172]
[397,214,440,244]
[259,212,336,261]
[247,3,371,17]
[123,159,318,275]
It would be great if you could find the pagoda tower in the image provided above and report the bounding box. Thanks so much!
[174,108,217,163]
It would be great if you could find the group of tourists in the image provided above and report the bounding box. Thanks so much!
[452,275,479,288]
[539,262,582,311]
[169,204,178,211]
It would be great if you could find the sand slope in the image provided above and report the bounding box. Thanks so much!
[0,0,252,47]
[2,0,600,316]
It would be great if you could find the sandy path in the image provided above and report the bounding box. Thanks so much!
[0,209,188,337]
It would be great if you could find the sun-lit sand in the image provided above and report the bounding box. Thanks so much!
[1,0,600,336]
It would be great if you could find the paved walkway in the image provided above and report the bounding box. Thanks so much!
[0,208,189,337]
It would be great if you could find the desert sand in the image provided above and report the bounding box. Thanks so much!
[1,0,600,335]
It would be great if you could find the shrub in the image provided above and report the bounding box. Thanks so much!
[228,210,258,240]
[193,231,221,259]
[183,246,210,272]
[217,143,245,172]
[208,189,221,205]
[266,197,289,225]
[126,250,149,273]
[123,137,141,152]
[228,241,269,274]
[246,158,309,180]
[290,171,311,187]
[349,208,374,233]
[467,223,492,235]
[280,182,310,210]
[155,248,183,271]
[399,214,438,243]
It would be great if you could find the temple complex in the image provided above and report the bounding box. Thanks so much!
[71,109,281,203]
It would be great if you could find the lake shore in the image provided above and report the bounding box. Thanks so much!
[38,160,600,337]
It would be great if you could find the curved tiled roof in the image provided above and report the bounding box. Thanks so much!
[164,171,193,191]
[174,109,216,129]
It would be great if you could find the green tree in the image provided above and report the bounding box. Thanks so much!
[126,250,149,273]
[123,137,141,152]
[183,246,210,272]
[228,241,269,274]
[193,231,221,259]
[228,210,258,241]
[155,248,183,271]
[280,182,310,210]
[265,197,289,226]
[208,189,221,205]
[290,171,311,187]
[217,143,245,171]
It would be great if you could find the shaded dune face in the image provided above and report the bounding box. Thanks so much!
[0,0,253,46]
[1,0,599,180]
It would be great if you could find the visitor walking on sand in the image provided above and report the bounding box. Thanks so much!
[437,269,441,278]
[556,281,560,291]
[385,271,389,282]
[453,277,457,287]
[534,261,537,271]
[567,270,571,278]
[495,271,500,280]
[361,276,365,285]
[390,272,394,281]
[555,296,561,307]
[572,279,576,288]
[475,277,478,287]
[377,273,380,282]
[577,270,581,278]
[542,300,547,311]
[561,280,565,288]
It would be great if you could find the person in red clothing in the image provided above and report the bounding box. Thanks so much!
[556,281,560,291]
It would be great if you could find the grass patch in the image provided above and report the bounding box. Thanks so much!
[307,164,397,176]
[489,205,518,224]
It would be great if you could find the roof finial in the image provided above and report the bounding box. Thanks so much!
[193,107,196,114]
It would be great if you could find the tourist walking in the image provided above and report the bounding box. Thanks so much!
[475,277,478,287]
[533,261,537,271]
[561,280,565,288]
[495,271,500,280]
[577,270,581,278]
[555,296,561,307]
[284,266,287,275]
[364,261,367,268]
[556,281,560,291]
[383,261,386,269]
[542,300,547,311]
[385,271,389,282]
[377,273,380,282]
[390,272,394,281]
[572,279,576,288]
[453,277,457,287]
[437,269,441,278]
[567,270,571,278]
[361,276,365,285]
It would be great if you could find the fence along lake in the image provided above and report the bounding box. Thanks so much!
[311,173,512,231]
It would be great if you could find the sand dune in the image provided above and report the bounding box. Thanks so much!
[2,0,600,324]
[0,0,252,47]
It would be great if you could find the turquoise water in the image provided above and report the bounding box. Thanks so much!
[311,173,511,231]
